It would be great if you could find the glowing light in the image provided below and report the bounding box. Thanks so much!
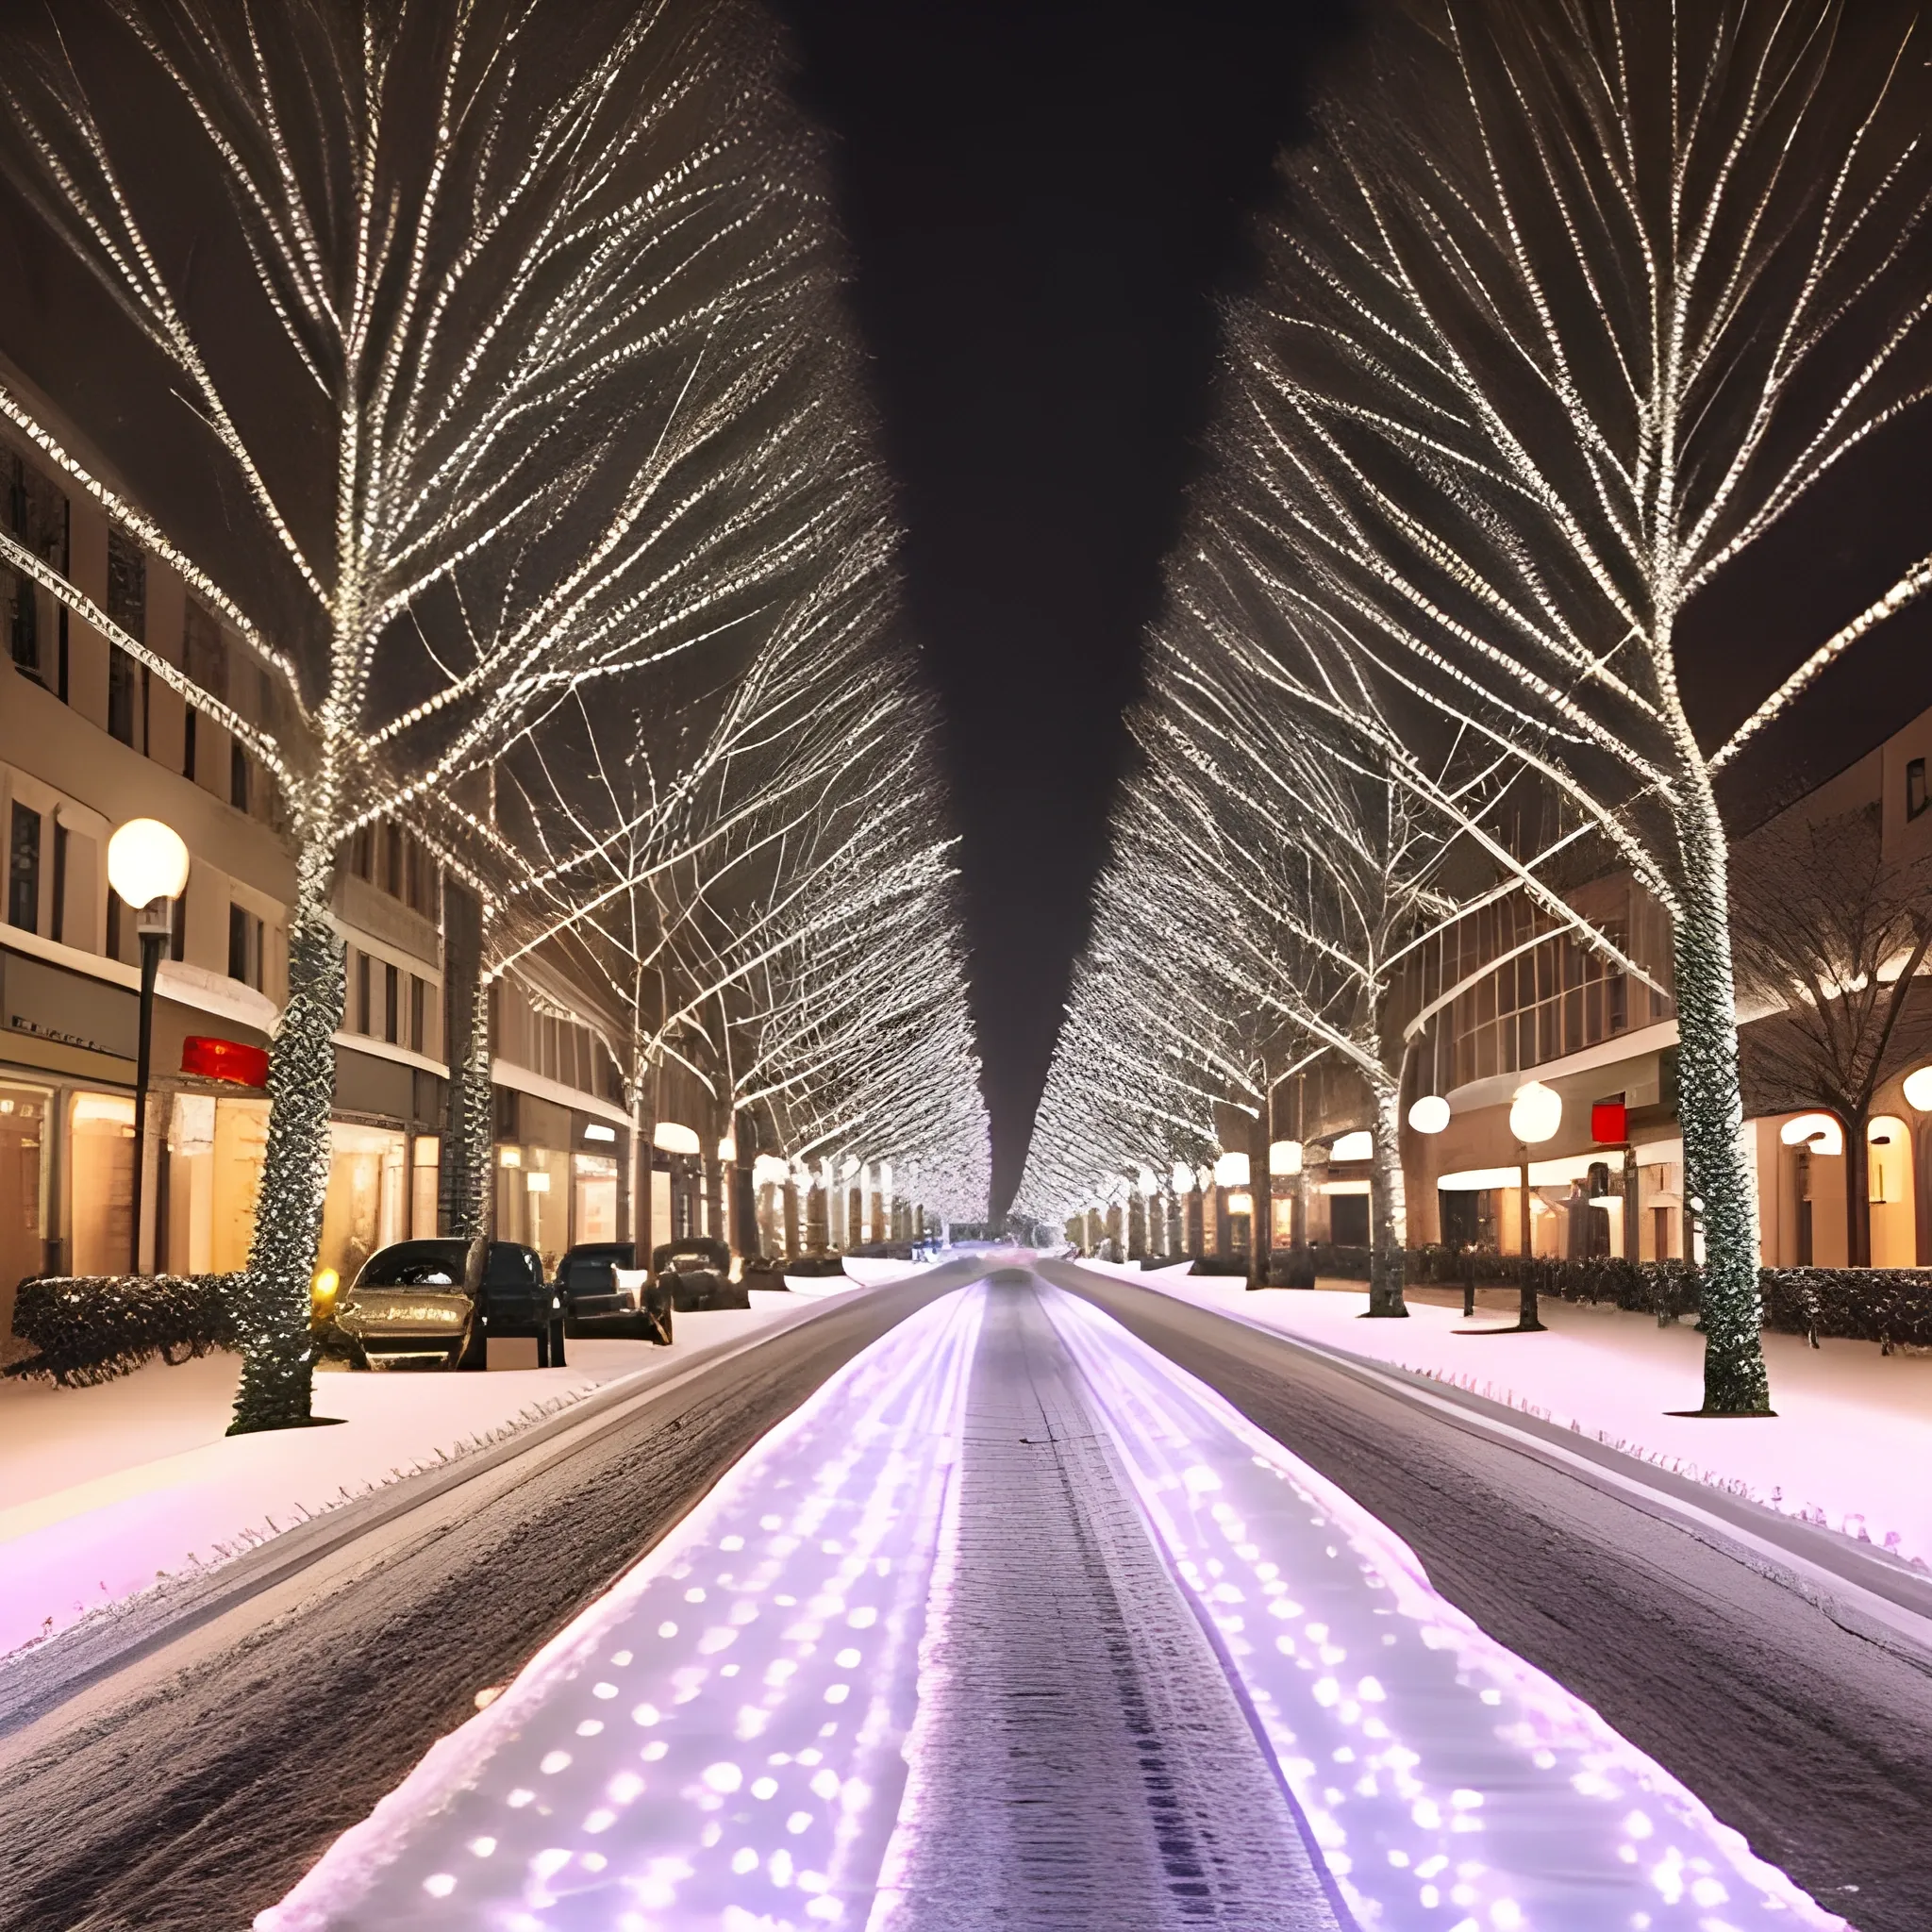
[1213,1151,1250,1188]
[1270,1140,1304,1176]
[1171,1161,1196,1194]
[1408,1095,1451,1135]
[107,818,190,907]
[1508,1083,1562,1145]
[1331,1130,1374,1161]
[1777,1111,1843,1156]
[654,1122,703,1157]
[1904,1066,1932,1112]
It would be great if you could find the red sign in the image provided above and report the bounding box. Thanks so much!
[1591,1101,1628,1144]
[182,1035,271,1089]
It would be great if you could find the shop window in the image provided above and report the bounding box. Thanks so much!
[1909,758,1927,822]
[228,902,264,989]
[575,1151,619,1244]
[70,1091,135,1275]
[161,1092,272,1275]
[317,1121,408,1285]
[8,801,40,932]
[0,1083,50,1317]
[410,1134,441,1237]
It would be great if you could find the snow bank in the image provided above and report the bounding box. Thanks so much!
[0,1307,803,1659]
[1088,1265,1932,1571]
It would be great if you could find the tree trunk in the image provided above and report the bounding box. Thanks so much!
[1248,1083,1274,1291]
[228,841,343,1434]
[1672,787,1773,1413]
[1365,1078,1408,1317]
[1842,1108,1871,1269]
[447,974,493,1242]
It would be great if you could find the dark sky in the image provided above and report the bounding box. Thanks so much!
[774,0,1353,1211]
[774,0,1932,1218]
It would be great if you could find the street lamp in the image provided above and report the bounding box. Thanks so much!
[108,818,190,1274]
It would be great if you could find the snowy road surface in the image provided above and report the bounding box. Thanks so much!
[261,1272,1840,1932]
[0,1272,966,1932]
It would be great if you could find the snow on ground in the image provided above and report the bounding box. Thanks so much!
[260,1275,1844,1932]
[0,1299,821,1660]
[1082,1262,1932,1571]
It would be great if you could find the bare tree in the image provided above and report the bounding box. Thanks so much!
[1732,803,1932,1266]
[0,0,866,1428]
[1211,0,1932,1410]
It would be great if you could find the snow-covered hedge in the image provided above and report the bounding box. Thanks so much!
[1757,1269,1932,1353]
[6,1274,240,1387]
[1256,1244,1932,1351]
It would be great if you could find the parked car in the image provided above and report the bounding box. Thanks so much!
[331,1240,564,1370]
[652,1237,749,1311]
[557,1241,673,1344]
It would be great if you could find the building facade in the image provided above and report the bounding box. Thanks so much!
[0,383,657,1346]
[1265,708,1932,1272]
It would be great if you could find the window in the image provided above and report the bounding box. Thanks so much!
[106,528,145,640]
[182,601,225,781]
[50,820,66,945]
[230,741,250,813]
[227,902,264,989]
[170,874,186,962]
[8,802,41,932]
[383,960,400,1045]
[108,647,140,746]
[406,840,435,915]
[355,950,372,1033]
[384,825,404,898]
[349,824,374,881]
[7,562,37,679]
[1909,758,1927,822]
[6,450,66,689]
[409,973,427,1054]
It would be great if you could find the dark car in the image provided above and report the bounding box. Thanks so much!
[332,1240,564,1370]
[652,1237,750,1312]
[557,1241,673,1344]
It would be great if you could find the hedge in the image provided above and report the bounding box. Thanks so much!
[7,1273,241,1387]
[1246,1243,1932,1351]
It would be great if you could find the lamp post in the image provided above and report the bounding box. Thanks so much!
[1495,1080,1562,1333]
[107,818,190,1274]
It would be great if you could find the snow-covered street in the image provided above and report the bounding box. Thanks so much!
[1083,1265,1932,1571]
[0,1296,841,1659]
[260,1270,1846,1932]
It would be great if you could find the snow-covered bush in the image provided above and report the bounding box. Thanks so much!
[7,1274,239,1387]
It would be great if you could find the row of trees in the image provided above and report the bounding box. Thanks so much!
[1020,0,1932,1414]
[0,0,986,1433]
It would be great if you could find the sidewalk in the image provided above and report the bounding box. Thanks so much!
[0,1290,845,1660]
[1078,1261,1932,1572]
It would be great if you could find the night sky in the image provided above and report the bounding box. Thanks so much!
[775,0,1353,1210]
[774,0,1932,1217]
